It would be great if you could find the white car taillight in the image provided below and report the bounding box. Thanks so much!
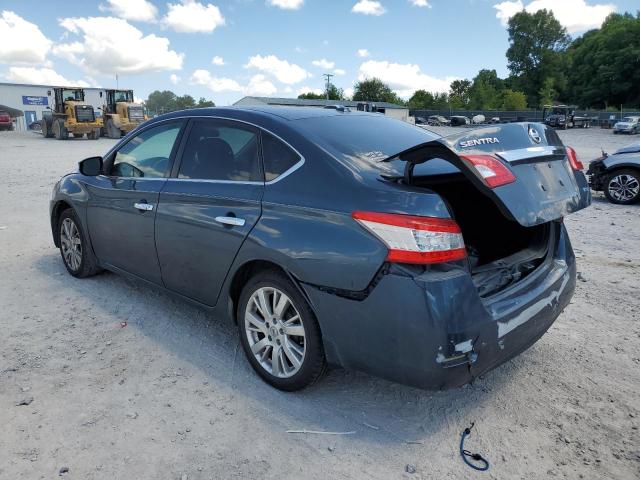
[352,211,466,264]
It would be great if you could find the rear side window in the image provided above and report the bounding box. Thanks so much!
[178,120,261,182]
[262,132,301,182]
[111,122,182,178]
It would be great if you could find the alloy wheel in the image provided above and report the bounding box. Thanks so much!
[244,287,306,378]
[608,174,640,202]
[60,218,82,271]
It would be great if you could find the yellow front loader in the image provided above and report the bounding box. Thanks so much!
[102,89,146,138]
[42,87,102,140]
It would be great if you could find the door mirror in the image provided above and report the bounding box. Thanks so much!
[79,156,103,176]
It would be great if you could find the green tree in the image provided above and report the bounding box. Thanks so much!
[506,9,570,106]
[538,77,556,106]
[298,83,344,101]
[566,13,640,108]
[145,90,177,113]
[174,94,196,110]
[408,90,435,109]
[196,97,215,107]
[469,69,504,109]
[352,78,404,104]
[449,79,472,108]
[502,89,528,110]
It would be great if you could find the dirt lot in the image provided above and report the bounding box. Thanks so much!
[1,127,639,479]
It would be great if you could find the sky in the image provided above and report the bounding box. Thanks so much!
[0,0,637,105]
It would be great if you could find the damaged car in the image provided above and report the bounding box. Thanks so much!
[50,107,590,391]
[587,141,640,204]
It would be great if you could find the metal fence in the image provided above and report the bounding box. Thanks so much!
[410,108,640,125]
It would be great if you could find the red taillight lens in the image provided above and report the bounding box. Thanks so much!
[352,211,466,264]
[459,154,516,188]
[566,146,584,171]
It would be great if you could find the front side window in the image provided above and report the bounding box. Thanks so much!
[111,122,182,178]
[178,120,261,182]
[261,132,301,182]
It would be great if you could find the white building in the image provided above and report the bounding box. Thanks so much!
[0,82,108,131]
[234,96,410,122]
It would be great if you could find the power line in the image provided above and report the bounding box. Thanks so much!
[323,73,334,100]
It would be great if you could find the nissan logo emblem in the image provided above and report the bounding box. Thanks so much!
[529,126,542,144]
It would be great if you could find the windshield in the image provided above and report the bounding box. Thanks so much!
[114,90,133,102]
[621,117,637,122]
[62,89,83,101]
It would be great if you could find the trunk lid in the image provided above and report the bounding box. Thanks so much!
[388,123,591,227]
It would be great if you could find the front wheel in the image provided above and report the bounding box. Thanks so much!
[237,270,326,391]
[604,169,640,205]
[57,209,101,277]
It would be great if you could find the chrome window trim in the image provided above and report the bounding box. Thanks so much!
[102,114,306,185]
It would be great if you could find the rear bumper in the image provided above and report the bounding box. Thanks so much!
[67,122,102,133]
[303,222,576,389]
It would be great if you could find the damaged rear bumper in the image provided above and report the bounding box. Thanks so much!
[302,223,576,390]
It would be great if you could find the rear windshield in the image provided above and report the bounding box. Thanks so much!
[296,114,438,162]
[295,114,448,177]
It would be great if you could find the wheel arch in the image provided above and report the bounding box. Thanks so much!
[51,200,73,247]
[226,259,315,325]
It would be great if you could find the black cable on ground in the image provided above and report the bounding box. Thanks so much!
[460,422,489,471]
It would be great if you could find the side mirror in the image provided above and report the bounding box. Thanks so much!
[79,156,103,176]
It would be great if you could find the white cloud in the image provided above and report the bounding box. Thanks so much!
[4,66,89,87]
[190,69,276,96]
[99,0,158,22]
[245,74,277,96]
[409,0,431,7]
[170,73,181,84]
[211,55,225,65]
[358,59,458,98]
[333,68,346,76]
[267,0,304,10]
[297,86,323,96]
[245,54,310,84]
[493,0,616,33]
[163,1,225,33]
[344,87,355,99]
[0,11,52,64]
[190,69,243,92]
[54,16,183,75]
[357,48,370,58]
[352,1,386,16]
[312,58,335,69]
[283,86,293,93]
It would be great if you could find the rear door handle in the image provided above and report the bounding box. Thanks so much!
[215,216,245,227]
[134,202,154,212]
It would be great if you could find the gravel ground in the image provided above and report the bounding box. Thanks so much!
[1,127,639,479]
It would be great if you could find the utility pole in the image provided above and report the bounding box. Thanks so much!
[323,73,334,100]
[116,74,119,89]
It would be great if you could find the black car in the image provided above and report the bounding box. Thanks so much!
[50,107,590,391]
[587,141,640,204]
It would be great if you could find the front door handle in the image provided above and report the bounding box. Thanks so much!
[215,216,245,227]
[134,202,154,212]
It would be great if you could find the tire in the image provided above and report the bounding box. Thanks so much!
[106,119,121,139]
[57,208,101,278]
[237,270,326,391]
[87,128,100,140]
[604,169,640,205]
[53,119,68,140]
[42,119,53,138]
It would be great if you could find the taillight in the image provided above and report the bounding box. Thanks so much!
[566,146,584,171]
[459,154,516,188]
[352,211,466,264]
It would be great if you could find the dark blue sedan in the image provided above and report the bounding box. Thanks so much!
[50,107,591,390]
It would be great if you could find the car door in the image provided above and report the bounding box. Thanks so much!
[85,120,185,284]
[155,118,264,306]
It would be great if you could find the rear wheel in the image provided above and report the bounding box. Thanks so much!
[237,270,326,391]
[57,209,101,278]
[87,128,100,140]
[604,169,640,205]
